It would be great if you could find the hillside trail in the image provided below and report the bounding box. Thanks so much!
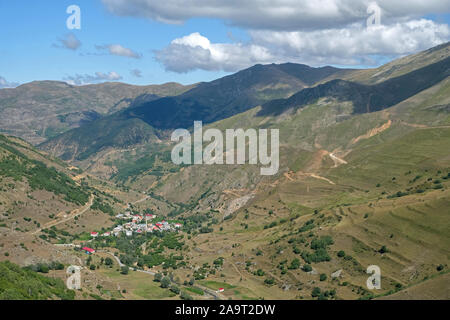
[31,194,94,235]
[230,261,245,280]
[131,195,151,205]
[295,171,336,185]
[351,120,392,145]
[329,153,348,167]
[290,148,346,185]
[307,173,336,185]
[223,190,242,198]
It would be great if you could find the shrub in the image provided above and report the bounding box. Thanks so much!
[310,236,334,250]
[170,285,180,294]
[160,277,171,289]
[302,264,312,272]
[154,273,163,282]
[288,258,301,270]
[180,291,193,300]
[38,264,49,273]
[311,287,321,297]
[379,245,388,254]
[120,266,129,275]
[337,250,346,258]
[319,274,327,281]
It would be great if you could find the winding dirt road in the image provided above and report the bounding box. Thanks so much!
[31,194,94,235]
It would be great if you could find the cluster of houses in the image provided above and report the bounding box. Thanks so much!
[90,211,182,239]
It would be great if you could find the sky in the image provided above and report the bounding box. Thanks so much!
[0,0,449,88]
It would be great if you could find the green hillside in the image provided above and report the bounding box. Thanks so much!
[0,134,89,204]
[0,261,75,300]
[1,43,449,300]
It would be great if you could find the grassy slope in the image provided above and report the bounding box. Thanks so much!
[0,260,75,300]
[137,73,450,299]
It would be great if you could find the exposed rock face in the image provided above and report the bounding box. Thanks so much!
[331,269,343,278]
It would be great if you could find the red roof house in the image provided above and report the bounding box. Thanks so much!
[82,247,95,254]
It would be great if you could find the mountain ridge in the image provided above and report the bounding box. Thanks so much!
[0,81,195,144]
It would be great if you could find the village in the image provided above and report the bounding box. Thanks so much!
[89,204,182,239]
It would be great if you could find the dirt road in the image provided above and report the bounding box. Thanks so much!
[31,194,94,235]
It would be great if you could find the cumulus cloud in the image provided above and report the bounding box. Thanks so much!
[103,1,449,72]
[101,0,450,31]
[250,19,450,66]
[155,19,450,72]
[130,69,143,77]
[54,33,81,51]
[96,44,141,58]
[155,32,274,72]
[0,76,20,89]
[63,71,123,85]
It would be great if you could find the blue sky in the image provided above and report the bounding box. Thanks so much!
[0,0,235,85]
[0,0,449,87]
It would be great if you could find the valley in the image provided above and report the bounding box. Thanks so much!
[0,42,449,300]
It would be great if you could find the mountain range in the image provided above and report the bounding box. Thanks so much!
[0,42,449,300]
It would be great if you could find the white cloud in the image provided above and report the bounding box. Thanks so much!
[0,76,20,89]
[250,19,450,66]
[101,0,450,31]
[155,32,275,72]
[155,19,450,72]
[96,44,141,58]
[54,33,82,51]
[64,71,123,85]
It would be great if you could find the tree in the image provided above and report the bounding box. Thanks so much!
[161,277,171,288]
[104,257,113,266]
[154,273,163,282]
[170,285,180,294]
[256,269,265,276]
[302,264,312,272]
[311,287,321,298]
[38,264,49,273]
[89,264,96,270]
[120,266,129,275]
[180,291,193,300]
[337,250,346,258]
[319,273,327,281]
[288,258,301,270]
